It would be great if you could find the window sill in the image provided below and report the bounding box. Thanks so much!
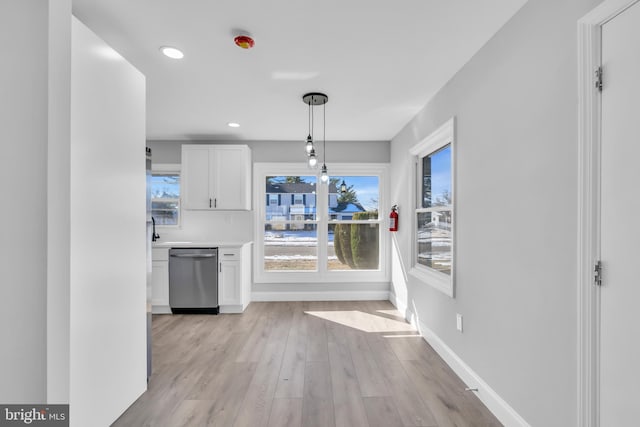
[409,266,453,298]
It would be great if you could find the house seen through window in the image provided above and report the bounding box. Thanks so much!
[151,173,180,225]
[263,175,380,272]
[416,145,452,275]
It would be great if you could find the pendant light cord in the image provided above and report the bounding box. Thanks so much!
[309,96,313,140]
[323,101,326,164]
[308,98,312,138]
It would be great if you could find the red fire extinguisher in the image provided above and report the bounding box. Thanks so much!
[389,205,399,232]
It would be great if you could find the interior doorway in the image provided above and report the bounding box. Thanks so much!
[578,1,640,425]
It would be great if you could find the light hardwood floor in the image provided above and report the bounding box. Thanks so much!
[112,301,502,427]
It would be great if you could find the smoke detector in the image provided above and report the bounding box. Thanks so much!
[234,34,255,49]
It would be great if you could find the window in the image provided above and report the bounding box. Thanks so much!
[254,163,388,283]
[264,175,318,270]
[410,118,455,297]
[151,172,180,226]
[328,176,380,271]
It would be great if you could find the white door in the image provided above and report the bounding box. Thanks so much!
[599,2,640,425]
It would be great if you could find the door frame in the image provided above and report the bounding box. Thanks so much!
[577,1,639,426]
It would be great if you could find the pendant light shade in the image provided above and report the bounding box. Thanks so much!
[305,135,313,154]
[308,148,318,168]
[321,164,329,182]
[302,92,328,176]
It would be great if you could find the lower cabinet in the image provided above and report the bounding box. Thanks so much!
[151,248,171,313]
[151,244,251,314]
[218,244,252,313]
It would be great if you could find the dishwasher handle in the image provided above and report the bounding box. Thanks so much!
[170,253,217,259]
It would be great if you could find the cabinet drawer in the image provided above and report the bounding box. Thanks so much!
[219,248,240,261]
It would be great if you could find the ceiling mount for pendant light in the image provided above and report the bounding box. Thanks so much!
[302,92,328,172]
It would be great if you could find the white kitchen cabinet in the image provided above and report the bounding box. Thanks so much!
[151,248,171,313]
[182,144,251,210]
[218,243,252,313]
[219,250,240,305]
[152,243,251,314]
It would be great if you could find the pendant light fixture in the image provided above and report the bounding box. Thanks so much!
[305,97,314,155]
[320,100,328,183]
[302,92,328,171]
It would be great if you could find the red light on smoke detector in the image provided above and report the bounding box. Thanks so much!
[234,35,255,49]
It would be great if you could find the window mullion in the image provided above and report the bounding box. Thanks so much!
[317,176,328,275]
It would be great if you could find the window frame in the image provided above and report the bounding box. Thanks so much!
[254,162,389,284]
[409,118,455,297]
[151,163,181,228]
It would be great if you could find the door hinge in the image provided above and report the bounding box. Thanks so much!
[594,261,602,286]
[594,66,603,92]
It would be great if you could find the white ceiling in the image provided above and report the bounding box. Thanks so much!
[72,0,527,142]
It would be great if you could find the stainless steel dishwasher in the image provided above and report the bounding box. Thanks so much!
[168,247,219,314]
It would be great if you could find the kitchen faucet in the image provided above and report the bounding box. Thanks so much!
[151,217,160,242]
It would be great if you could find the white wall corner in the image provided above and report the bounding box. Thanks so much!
[416,320,531,427]
[388,289,409,318]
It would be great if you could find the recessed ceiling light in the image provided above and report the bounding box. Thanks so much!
[227,122,240,128]
[160,46,184,59]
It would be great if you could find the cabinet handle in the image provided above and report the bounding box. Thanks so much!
[209,198,212,208]
[214,198,217,208]
[219,263,222,273]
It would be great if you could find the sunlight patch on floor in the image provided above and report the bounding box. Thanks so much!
[304,310,416,333]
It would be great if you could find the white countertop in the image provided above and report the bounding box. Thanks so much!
[152,241,251,248]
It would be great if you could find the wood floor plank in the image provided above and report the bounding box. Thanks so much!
[363,396,404,427]
[387,334,428,361]
[165,399,217,426]
[268,398,303,427]
[371,346,438,427]
[233,303,293,427]
[346,329,390,397]
[305,307,329,362]
[400,358,464,427]
[326,322,370,427]
[275,302,308,398]
[302,361,335,427]
[235,312,274,363]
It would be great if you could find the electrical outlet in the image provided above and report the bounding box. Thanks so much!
[456,313,463,332]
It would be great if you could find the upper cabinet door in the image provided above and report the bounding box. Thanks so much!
[182,144,251,210]
[182,146,212,209]
[211,146,251,210]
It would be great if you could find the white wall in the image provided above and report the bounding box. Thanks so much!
[0,0,50,403]
[47,0,72,404]
[70,17,146,426]
[389,0,601,425]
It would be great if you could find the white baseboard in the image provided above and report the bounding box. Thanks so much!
[219,305,244,314]
[414,318,530,427]
[251,290,390,302]
[388,290,407,314]
[151,305,171,314]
